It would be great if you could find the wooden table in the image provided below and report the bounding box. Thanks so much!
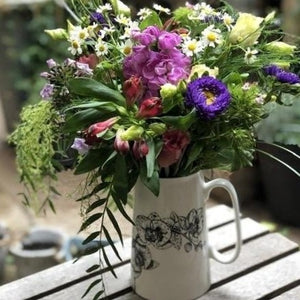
[0,204,299,300]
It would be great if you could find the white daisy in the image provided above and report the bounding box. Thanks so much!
[69,26,89,42]
[114,14,131,26]
[182,37,204,57]
[223,13,234,31]
[96,3,112,13]
[201,25,222,47]
[137,8,152,20]
[95,39,109,57]
[153,4,171,14]
[100,25,116,38]
[119,39,133,56]
[120,21,139,40]
[244,47,258,64]
[68,40,83,55]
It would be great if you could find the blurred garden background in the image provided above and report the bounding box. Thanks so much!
[0,0,300,285]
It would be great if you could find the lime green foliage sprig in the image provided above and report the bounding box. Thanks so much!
[8,101,61,212]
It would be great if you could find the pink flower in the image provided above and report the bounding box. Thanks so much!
[114,129,130,155]
[133,140,149,159]
[78,54,98,69]
[84,117,118,145]
[158,130,190,168]
[158,31,181,50]
[137,97,163,119]
[123,76,144,107]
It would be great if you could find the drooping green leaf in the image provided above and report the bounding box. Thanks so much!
[68,78,126,107]
[106,208,124,246]
[76,182,110,201]
[82,231,100,245]
[146,138,155,178]
[161,109,197,130]
[81,278,102,298]
[75,148,112,175]
[140,11,163,30]
[86,198,107,214]
[65,101,117,111]
[102,246,117,278]
[112,154,128,203]
[140,162,160,196]
[79,213,103,232]
[85,264,100,273]
[102,226,122,261]
[185,142,203,169]
[92,289,104,300]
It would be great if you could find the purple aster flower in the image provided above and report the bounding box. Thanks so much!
[186,76,231,120]
[71,138,91,155]
[264,65,300,84]
[40,83,55,100]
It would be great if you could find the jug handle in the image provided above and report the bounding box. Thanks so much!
[204,178,242,264]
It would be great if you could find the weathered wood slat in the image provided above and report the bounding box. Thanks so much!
[199,252,300,300]
[0,205,237,299]
[39,218,270,299]
[114,233,299,300]
[272,285,300,299]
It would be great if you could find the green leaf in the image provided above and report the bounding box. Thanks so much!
[76,182,109,201]
[161,109,197,130]
[92,289,104,300]
[85,264,100,273]
[146,138,155,178]
[81,278,102,298]
[185,142,203,169]
[140,162,160,196]
[102,226,122,261]
[106,208,124,246]
[65,101,117,111]
[49,186,61,196]
[140,11,163,30]
[112,154,128,204]
[79,213,103,232]
[82,231,100,245]
[48,199,56,214]
[68,78,125,107]
[75,148,112,175]
[86,198,107,214]
[102,246,117,278]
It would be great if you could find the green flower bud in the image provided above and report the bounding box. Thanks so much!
[149,123,167,135]
[110,0,131,16]
[160,84,177,99]
[120,125,144,141]
[265,41,296,56]
[271,95,277,102]
[44,28,68,40]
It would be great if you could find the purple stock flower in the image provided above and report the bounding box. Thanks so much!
[264,65,300,84]
[40,83,55,100]
[71,138,91,155]
[186,76,231,120]
[132,26,161,46]
[158,31,182,50]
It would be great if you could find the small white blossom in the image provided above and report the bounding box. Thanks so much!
[182,37,204,57]
[68,40,83,55]
[120,21,139,40]
[95,39,109,57]
[137,8,152,20]
[69,26,89,42]
[244,47,258,64]
[223,13,234,31]
[100,26,116,38]
[242,82,252,91]
[202,25,222,47]
[115,14,131,26]
[96,3,112,13]
[119,39,133,56]
[255,93,266,104]
[153,4,171,14]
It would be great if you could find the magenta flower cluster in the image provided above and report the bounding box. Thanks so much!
[123,26,191,98]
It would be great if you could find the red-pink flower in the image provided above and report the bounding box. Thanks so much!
[114,129,130,155]
[123,76,144,107]
[84,117,118,145]
[137,97,163,119]
[158,129,190,168]
[78,54,98,69]
[133,140,149,159]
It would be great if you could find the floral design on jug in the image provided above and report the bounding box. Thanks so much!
[132,208,204,277]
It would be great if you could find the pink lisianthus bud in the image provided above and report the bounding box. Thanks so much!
[114,129,130,155]
[84,117,118,145]
[158,129,190,168]
[133,140,149,159]
[137,97,163,119]
[78,54,99,69]
[123,76,144,107]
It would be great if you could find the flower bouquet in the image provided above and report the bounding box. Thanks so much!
[9,0,300,298]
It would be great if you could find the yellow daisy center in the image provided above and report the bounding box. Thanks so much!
[188,42,197,51]
[123,46,132,55]
[207,32,216,42]
[79,31,86,39]
[98,45,106,52]
[72,41,79,49]
[204,91,216,105]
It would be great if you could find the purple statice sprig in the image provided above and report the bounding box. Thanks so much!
[185,76,231,120]
[264,65,300,84]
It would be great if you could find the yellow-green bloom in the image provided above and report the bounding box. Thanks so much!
[188,64,219,81]
[229,13,263,47]
[120,125,144,141]
[44,28,67,40]
[265,41,296,56]
[160,83,177,99]
[149,123,167,135]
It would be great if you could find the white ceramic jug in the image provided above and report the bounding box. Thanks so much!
[132,171,242,300]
